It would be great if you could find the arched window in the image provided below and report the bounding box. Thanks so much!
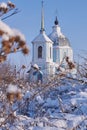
[38,46,42,58]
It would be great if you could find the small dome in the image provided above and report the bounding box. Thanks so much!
[49,35,71,47]
[57,37,70,46]
[54,16,59,25]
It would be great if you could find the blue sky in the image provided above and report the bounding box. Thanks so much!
[1,0,87,66]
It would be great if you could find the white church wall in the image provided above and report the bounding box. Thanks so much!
[45,62,55,75]
[53,47,60,63]
[45,43,53,62]
[57,46,72,63]
[65,47,73,61]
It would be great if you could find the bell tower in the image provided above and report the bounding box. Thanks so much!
[32,1,55,75]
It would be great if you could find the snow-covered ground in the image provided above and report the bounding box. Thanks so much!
[0,82,87,130]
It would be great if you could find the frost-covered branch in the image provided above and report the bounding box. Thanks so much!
[0,1,18,19]
[0,1,29,62]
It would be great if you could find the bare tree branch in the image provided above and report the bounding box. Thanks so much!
[2,8,21,20]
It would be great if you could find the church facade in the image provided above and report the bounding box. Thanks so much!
[31,3,73,76]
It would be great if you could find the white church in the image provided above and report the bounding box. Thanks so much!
[31,2,73,77]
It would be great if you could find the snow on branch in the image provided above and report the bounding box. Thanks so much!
[0,1,29,62]
[0,1,16,18]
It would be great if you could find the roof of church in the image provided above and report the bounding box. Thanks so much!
[49,17,71,47]
[32,31,53,43]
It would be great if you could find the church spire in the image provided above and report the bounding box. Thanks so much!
[54,16,59,25]
[40,1,45,33]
